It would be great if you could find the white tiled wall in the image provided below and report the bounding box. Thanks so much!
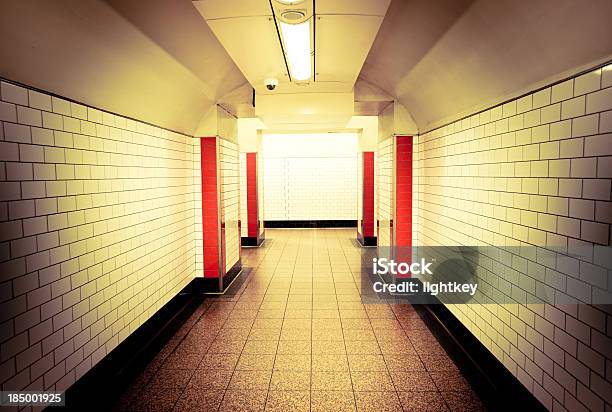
[220,138,240,271]
[262,158,286,220]
[258,152,264,233]
[193,140,203,277]
[377,136,393,257]
[0,81,198,392]
[414,66,612,411]
[262,133,358,221]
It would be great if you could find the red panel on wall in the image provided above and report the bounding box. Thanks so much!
[201,137,221,278]
[362,152,375,237]
[395,136,413,273]
[246,152,258,238]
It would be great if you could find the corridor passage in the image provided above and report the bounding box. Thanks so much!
[114,229,484,412]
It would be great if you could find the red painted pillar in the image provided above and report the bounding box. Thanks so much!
[200,137,243,291]
[243,152,265,246]
[358,151,376,246]
[394,136,413,275]
[201,137,223,282]
[247,153,258,237]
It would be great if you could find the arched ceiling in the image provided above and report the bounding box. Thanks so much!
[0,0,246,135]
[362,0,612,132]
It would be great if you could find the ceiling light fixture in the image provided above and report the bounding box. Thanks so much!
[275,0,305,5]
[279,19,312,81]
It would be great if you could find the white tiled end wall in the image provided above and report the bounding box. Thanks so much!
[220,138,239,272]
[377,136,393,258]
[414,65,612,411]
[0,81,198,393]
[262,133,358,221]
[262,158,286,220]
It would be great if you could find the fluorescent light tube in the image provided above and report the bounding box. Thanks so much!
[279,20,312,81]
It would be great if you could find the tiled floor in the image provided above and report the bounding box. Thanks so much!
[114,229,484,411]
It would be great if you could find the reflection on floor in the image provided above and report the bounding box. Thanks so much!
[114,229,484,411]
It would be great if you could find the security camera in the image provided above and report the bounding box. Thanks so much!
[264,78,278,91]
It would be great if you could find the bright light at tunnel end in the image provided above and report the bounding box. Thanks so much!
[279,20,312,81]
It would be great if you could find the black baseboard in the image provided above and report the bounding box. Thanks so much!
[265,220,356,228]
[357,234,377,247]
[194,260,243,293]
[413,303,547,412]
[57,279,203,411]
[241,234,265,247]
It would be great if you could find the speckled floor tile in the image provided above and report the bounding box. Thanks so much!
[354,391,402,412]
[130,386,182,412]
[378,339,416,355]
[312,370,353,391]
[312,340,347,354]
[280,328,311,341]
[312,354,349,371]
[147,367,194,388]
[311,391,356,412]
[343,328,377,341]
[228,369,272,390]
[248,328,281,340]
[219,390,267,412]
[441,391,485,412]
[187,368,233,389]
[345,340,381,355]
[162,352,204,369]
[269,370,311,391]
[383,354,426,371]
[430,371,472,391]
[389,371,437,392]
[419,354,459,372]
[350,371,395,392]
[273,354,312,370]
[242,340,278,354]
[398,391,450,412]
[199,353,240,370]
[341,319,373,330]
[347,354,388,371]
[172,388,224,411]
[208,338,247,354]
[265,390,310,412]
[277,340,311,354]
[216,328,251,341]
[236,353,275,370]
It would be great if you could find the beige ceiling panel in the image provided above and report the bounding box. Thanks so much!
[315,15,384,84]
[0,0,246,135]
[259,81,352,94]
[205,16,288,92]
[192,0,271,20]
[316,0,391,16]
[362,0,612,131]
[255,91,354,128]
